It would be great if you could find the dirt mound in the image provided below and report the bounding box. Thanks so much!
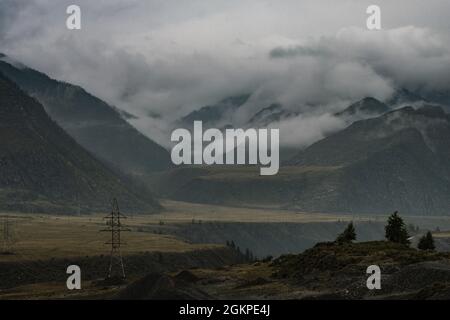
[116,273,211,300]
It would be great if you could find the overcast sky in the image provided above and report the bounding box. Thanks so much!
[1,0,450,147]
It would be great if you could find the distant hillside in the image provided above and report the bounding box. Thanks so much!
[154,105,450,215]
[335,97,389,120]
[287,106,450,214]
[246,103,297,127]
[181,95,390,130]
[0,72,160,214]
[0,57,171,175]
[387,88,428,107]
[179,94,250,129]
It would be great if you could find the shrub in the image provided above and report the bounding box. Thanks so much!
[418,231,435,251]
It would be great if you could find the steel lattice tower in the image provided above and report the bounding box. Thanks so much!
[1,216,14,254]
[101,199,130,279]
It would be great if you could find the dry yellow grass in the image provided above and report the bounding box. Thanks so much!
[0,213,219,263]
[5,200,435,264]
[433,231,450,238]
[153,200,363,223]
[193,165,342,180]
[0,201,362,263]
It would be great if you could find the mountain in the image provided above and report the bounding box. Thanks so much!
[180,95,390,139]
[0,72,160,214]
[335,97,389,120]
[422,91,450,110]
[0,56,171,175]
[246,103,296,127]
[179,94,250,128]
[387,88,428,107]
[287,105,450,214]
[153,105,450,215]
[386,87,450,112]
[291,106,450,166]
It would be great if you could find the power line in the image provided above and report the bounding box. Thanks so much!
[101,198,130,279]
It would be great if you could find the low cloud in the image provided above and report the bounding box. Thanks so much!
[270,113,346,148]
[270,26,450,93]
[1,1,450,149]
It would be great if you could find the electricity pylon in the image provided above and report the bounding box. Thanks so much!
[1,216,15,254]
[101,198,130,279]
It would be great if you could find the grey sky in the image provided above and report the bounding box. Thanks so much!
[1,0,450,147]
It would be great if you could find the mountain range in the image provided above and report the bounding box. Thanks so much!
[334,97,389,120]
[179,87,446,131]
[0,55,171,176]
[179,94,251,129]
[0,72,160,214]
[2,53,450,216]
[288,105,450,214]
[152,102,450,215]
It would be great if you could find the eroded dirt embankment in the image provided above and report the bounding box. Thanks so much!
[0,247,246,290]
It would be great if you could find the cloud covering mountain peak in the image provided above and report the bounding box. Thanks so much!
[1,1,450,148]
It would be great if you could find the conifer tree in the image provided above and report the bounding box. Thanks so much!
[336,222,356,244]
[418,231,435,250]
[385,211,410,245]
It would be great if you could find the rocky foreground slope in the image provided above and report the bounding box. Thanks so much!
[118,241,450,300]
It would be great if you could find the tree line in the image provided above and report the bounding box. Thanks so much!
[336,211,435,250]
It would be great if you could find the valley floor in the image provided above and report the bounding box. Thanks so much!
[1,201,450,299]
